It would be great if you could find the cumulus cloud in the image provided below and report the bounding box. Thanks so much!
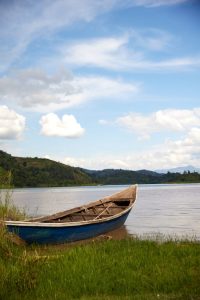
[0,69,76,111]
[58,108,200,169]
[139,127,200,169]
[93,109,200,169]
[0,105,25,140]
[59,127,200,170]
[0,69,139,112]
[40,113,85,138]
[116,108,200,139]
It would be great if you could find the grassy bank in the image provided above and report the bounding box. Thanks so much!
[0,232,200,300]
[0,173,199,299]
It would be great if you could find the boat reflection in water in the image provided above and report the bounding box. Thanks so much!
[5,185,137,244]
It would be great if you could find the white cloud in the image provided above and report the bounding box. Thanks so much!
[63,157,87,168]
[73,75,139,102]
[116,108,200,139]
[0,69,139,112]
[142,127,200,169]
[0,0,118,72]
[0,105,25,140]
[63,36,131,70]
[63,33,200,72]
[59,127,200,170]
[0,0,191,72]
[99,119,110,125]
[131,126,200,169]
[40,113,85,138]
[62,156,131,169]
[133,0,188,7]
[0,69,78,111]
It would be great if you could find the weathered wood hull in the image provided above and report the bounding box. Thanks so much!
[6,209,131,244]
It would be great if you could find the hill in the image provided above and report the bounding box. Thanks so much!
[0,150,93,187]
[0,150,200,187]
[82,168,163,185]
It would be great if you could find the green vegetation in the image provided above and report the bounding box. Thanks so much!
[84,169,164,185]
[0,150,93,187]
[0,170,26,220]
[0,233,200,300]
[83,168,200,185]
[0,150,200,187]
[162,170,200,184]
[0,174,199,299]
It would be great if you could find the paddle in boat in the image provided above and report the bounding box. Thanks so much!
[5,185,137,244]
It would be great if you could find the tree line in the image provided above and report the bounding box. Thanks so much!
[0,150,200,187]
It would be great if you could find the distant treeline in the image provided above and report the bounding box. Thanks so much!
[0,150,200,188]
[82,168,200,185]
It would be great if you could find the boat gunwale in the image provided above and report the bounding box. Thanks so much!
[5,185,137,228]
[5,203,134,228]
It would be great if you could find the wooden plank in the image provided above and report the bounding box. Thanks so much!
[81,212,86,221]
[105,206,125,209]
[94,203,113,220]
[99,199,106,207]
[42,205,125,222]
[71,213,113,217]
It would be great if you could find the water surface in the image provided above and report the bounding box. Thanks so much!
[11,184,200,240]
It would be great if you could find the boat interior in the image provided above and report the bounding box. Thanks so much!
[31,185,137,223]
[32,199,131,223]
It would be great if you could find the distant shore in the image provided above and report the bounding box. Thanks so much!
[1,150,200,188]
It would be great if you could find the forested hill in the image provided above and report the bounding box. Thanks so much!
[0,150,92,187]
[81,169,162,185]
[0,150,200,187]
[81,168,200,185]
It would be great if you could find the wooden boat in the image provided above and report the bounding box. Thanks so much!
[5,185,137,244]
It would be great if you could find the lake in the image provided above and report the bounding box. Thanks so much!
[11,184,200,240]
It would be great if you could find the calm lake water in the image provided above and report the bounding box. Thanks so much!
[11,184,200,240]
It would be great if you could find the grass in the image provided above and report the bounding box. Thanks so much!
[0,172,199,299]
[0,194,26,220]
[0,171,26,221]
[0,235,200,300]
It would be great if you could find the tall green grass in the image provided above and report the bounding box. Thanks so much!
[0,171,26,221]
[0,238,200,300]
[0,170,27,284]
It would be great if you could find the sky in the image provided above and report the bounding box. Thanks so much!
[0,0,200,171]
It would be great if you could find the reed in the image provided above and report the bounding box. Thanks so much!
[0,237,199,300]
[0,171,26,221]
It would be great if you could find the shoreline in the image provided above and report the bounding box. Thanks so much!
[2,181,200,190]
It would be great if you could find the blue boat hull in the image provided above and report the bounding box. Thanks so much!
[7,210,131,244]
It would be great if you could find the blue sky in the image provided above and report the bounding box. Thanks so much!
[0,0,200,170]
